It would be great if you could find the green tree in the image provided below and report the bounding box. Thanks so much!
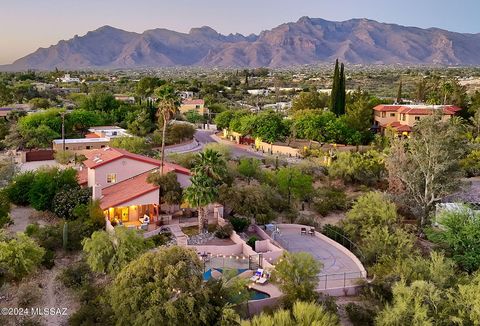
[242,301,339,326]
[110,136,151,155]
[375,281,447,326]
[108,246,237,326]
[0,233,45,282]
[272,252,321,307]
[155,85,179,175]
[82,227,150,275]
[251,111,289,144]
[184,174,218,232]
[237,158,261,184]
[342,192,398,241]
[185,110,205,124]
[215,110,236,130]
[396,80,403,104]
[6,172,35,205]
[386,115,468,225]
[127,108,154,137]
[52,187,91,220]
[147,171,183,206]
[291,91,328,112]
[28,168,78,211]
[330,59,346,116]
[427,206,480,272]
[275,167,313,206]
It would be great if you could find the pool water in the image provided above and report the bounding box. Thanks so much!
[248,288,270,300]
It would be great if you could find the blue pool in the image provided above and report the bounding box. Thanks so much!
[248,288,270,300]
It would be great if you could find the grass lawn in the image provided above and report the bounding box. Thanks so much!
[182,224,217,237]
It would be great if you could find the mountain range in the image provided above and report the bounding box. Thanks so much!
[4,16,480,70]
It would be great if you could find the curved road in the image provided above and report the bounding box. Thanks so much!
[193,130,265,159]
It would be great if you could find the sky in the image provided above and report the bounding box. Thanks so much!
[1,0,480,64]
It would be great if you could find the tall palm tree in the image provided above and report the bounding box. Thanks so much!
[192,149,227,182]
[184,149,227,232]
[154,85,179,175]
[183,175,217,232]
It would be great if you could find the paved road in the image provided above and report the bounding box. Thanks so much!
[194,130,265,159]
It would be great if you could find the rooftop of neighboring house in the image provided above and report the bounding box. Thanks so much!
[181,99,204,105]
[374,104,462,115]
[82,147,190,175]
[52,138,109,144]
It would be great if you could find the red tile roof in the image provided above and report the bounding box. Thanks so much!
[85,133,101,138]
[77,168,88,185]
[374,104,460,115]
[100,170,158,209]
[83,147,190,175]
[373,105,402,112]
[181,99,204,105]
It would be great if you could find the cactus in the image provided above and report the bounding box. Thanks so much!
[63,221,68,250]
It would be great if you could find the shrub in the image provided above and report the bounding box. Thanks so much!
[58,261,93,290]
[329,150,386,185]
[167,152,197,169]
[215,224,233,239]
[229,216,250,233]
[0,233,45,281]
[5,172,35,205]
[42,249,55,269]
[149,232,172,246]
[54,150,75,165]
[345,303,375,326]
[461,149,480,177]
[17,282,42,306]
[295,215,319,228]
[313,186,348,216]
[52,187,91,220]
[321,224,349,241]
[247,236,258,249]
[28,168,79,211]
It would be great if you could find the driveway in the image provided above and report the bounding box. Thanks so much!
[275,225,365,289]
[18,160,60,172]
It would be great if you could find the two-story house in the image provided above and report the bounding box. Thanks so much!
[179,99,208,115]
[77,147,190,229]
[373,104,462,135]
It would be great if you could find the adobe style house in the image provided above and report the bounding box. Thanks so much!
[77,147,190,230]
[179,99,208,115]
[52,126,130,153]
[373,104,462,135]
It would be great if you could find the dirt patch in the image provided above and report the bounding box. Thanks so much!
[0,252,82,326]
[7,206,47,234]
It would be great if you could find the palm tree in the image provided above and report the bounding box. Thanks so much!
[192,149,227,182]
[154,85,179,175]
[183,149,227,232]
[183,175,217,232]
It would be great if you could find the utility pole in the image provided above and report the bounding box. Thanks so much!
[61,112,66,152]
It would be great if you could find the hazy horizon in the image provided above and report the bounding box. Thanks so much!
[2,0,480,65]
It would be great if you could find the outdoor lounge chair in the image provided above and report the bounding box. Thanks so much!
[257,272,270,284]
[250,269,263,282]
[308,227,315,236]
[301,227,307,235]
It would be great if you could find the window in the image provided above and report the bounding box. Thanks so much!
[390,113,396,117]
[66,147,69,150]
[86,146,91,150]
[401,114,406,121]
[107,173,117,184]
[195,105,200,109]
[101,145,105,148]
[415,116,420,121]
[381,112,386,118]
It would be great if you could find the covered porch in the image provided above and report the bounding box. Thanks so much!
[104,204,168,231]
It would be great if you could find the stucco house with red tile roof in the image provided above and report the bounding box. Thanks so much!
[373,104,461,135]
[79,147,190,229]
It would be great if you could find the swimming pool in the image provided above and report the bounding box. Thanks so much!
[248,288,270,300]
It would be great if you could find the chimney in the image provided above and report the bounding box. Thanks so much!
[93,184,102,200]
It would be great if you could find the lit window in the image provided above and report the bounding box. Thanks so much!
[107,173,117,183]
